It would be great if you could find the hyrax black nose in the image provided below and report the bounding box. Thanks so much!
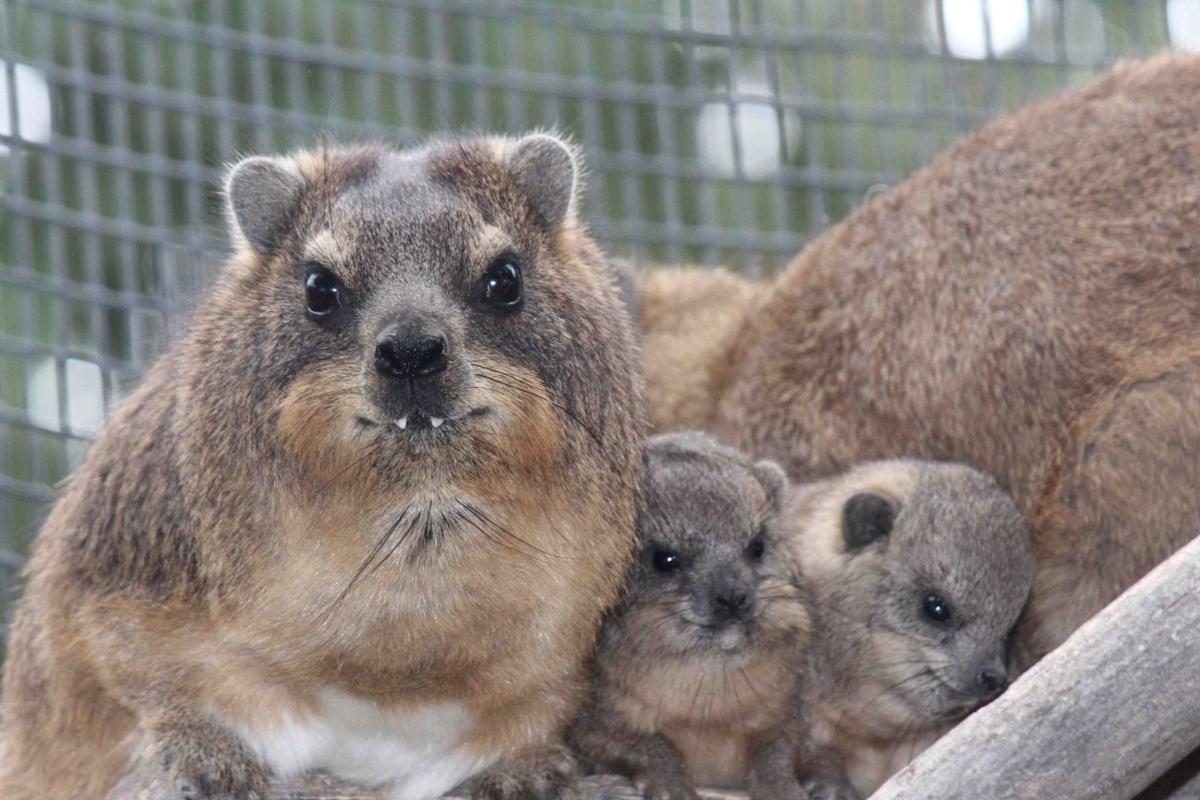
[977,667,1008,697]
[711,588,753,623]
[374,326,448,380]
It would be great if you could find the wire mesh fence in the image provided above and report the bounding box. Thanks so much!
[0,0,1191,644]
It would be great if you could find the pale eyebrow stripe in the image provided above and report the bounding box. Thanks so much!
[304,229,346,265]
[477,224,511,256]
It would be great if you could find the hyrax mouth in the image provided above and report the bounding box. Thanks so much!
[708,623,752,654]
[356,407,491,434]
[679,614,757,655]
[396,412,443,430]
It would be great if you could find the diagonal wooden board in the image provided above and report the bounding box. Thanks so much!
[270,773,389,800]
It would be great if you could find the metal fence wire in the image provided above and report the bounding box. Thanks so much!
[0,0,1191,642]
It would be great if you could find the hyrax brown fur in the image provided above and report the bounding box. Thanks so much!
[571,431,812,800]
[635,268,763,433]
[782,460,1032,800]
[635,52,1200,661]
[0,134,643,800]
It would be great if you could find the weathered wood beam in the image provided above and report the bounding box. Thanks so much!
[1163,773,1200,800]
[1134,744,1200,799]
[869,532,1200,800]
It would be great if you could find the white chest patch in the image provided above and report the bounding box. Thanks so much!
[233,688,498,800]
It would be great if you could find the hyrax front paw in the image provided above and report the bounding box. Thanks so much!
[140,718,267,800]
[466,745,582,800]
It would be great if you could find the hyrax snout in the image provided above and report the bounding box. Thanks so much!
[368,299,471,429]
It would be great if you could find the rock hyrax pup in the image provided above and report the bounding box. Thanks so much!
[782,460,1033,800]
[571,431,812,800]
[0,134,643,800]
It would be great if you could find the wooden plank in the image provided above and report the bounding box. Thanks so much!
[270,773,385,799]
[868,532,1200,800]
[1164,773,1200,800]
[1135,745,1200,799]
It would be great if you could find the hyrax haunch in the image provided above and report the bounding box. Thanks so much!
[0,135,643,800]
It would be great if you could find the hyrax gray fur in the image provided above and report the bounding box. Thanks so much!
[781,460,1033,800]
[571,431,812,800]
[0,134,644,800]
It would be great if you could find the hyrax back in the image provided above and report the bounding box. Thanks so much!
[634,267,764,432]
[782,460,1032,799]
[571,431,812,800]
[0,134,643,800]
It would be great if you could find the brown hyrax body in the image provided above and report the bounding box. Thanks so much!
[0,134,643,800]
[571,432,812,800]
[636,52,1200,661]
[782,461,1031,800]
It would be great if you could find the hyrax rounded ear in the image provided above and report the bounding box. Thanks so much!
[752,460,788,511]
[841,492,897,550]
[504,133,579,231]
[226,155,305,254]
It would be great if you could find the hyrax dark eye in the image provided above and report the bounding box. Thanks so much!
[305,265,344,317]
[482,256,523,309]
[746,532,767,561]
[922,593,952,623]
[651,547,681,573]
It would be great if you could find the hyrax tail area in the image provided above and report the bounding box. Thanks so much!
[0,133,643,800]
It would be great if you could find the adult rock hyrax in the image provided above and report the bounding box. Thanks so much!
[635,52,1200,662]
[570,431,812,800]
[782,460,1032,799]
[0,134,643,800]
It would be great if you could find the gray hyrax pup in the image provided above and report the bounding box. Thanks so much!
[782,460,1033,800]
[571,431,813,800]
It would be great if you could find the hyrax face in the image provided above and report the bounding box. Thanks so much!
[791,461,1033,725]
[222,135,636,508]
[617,432,810,659]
